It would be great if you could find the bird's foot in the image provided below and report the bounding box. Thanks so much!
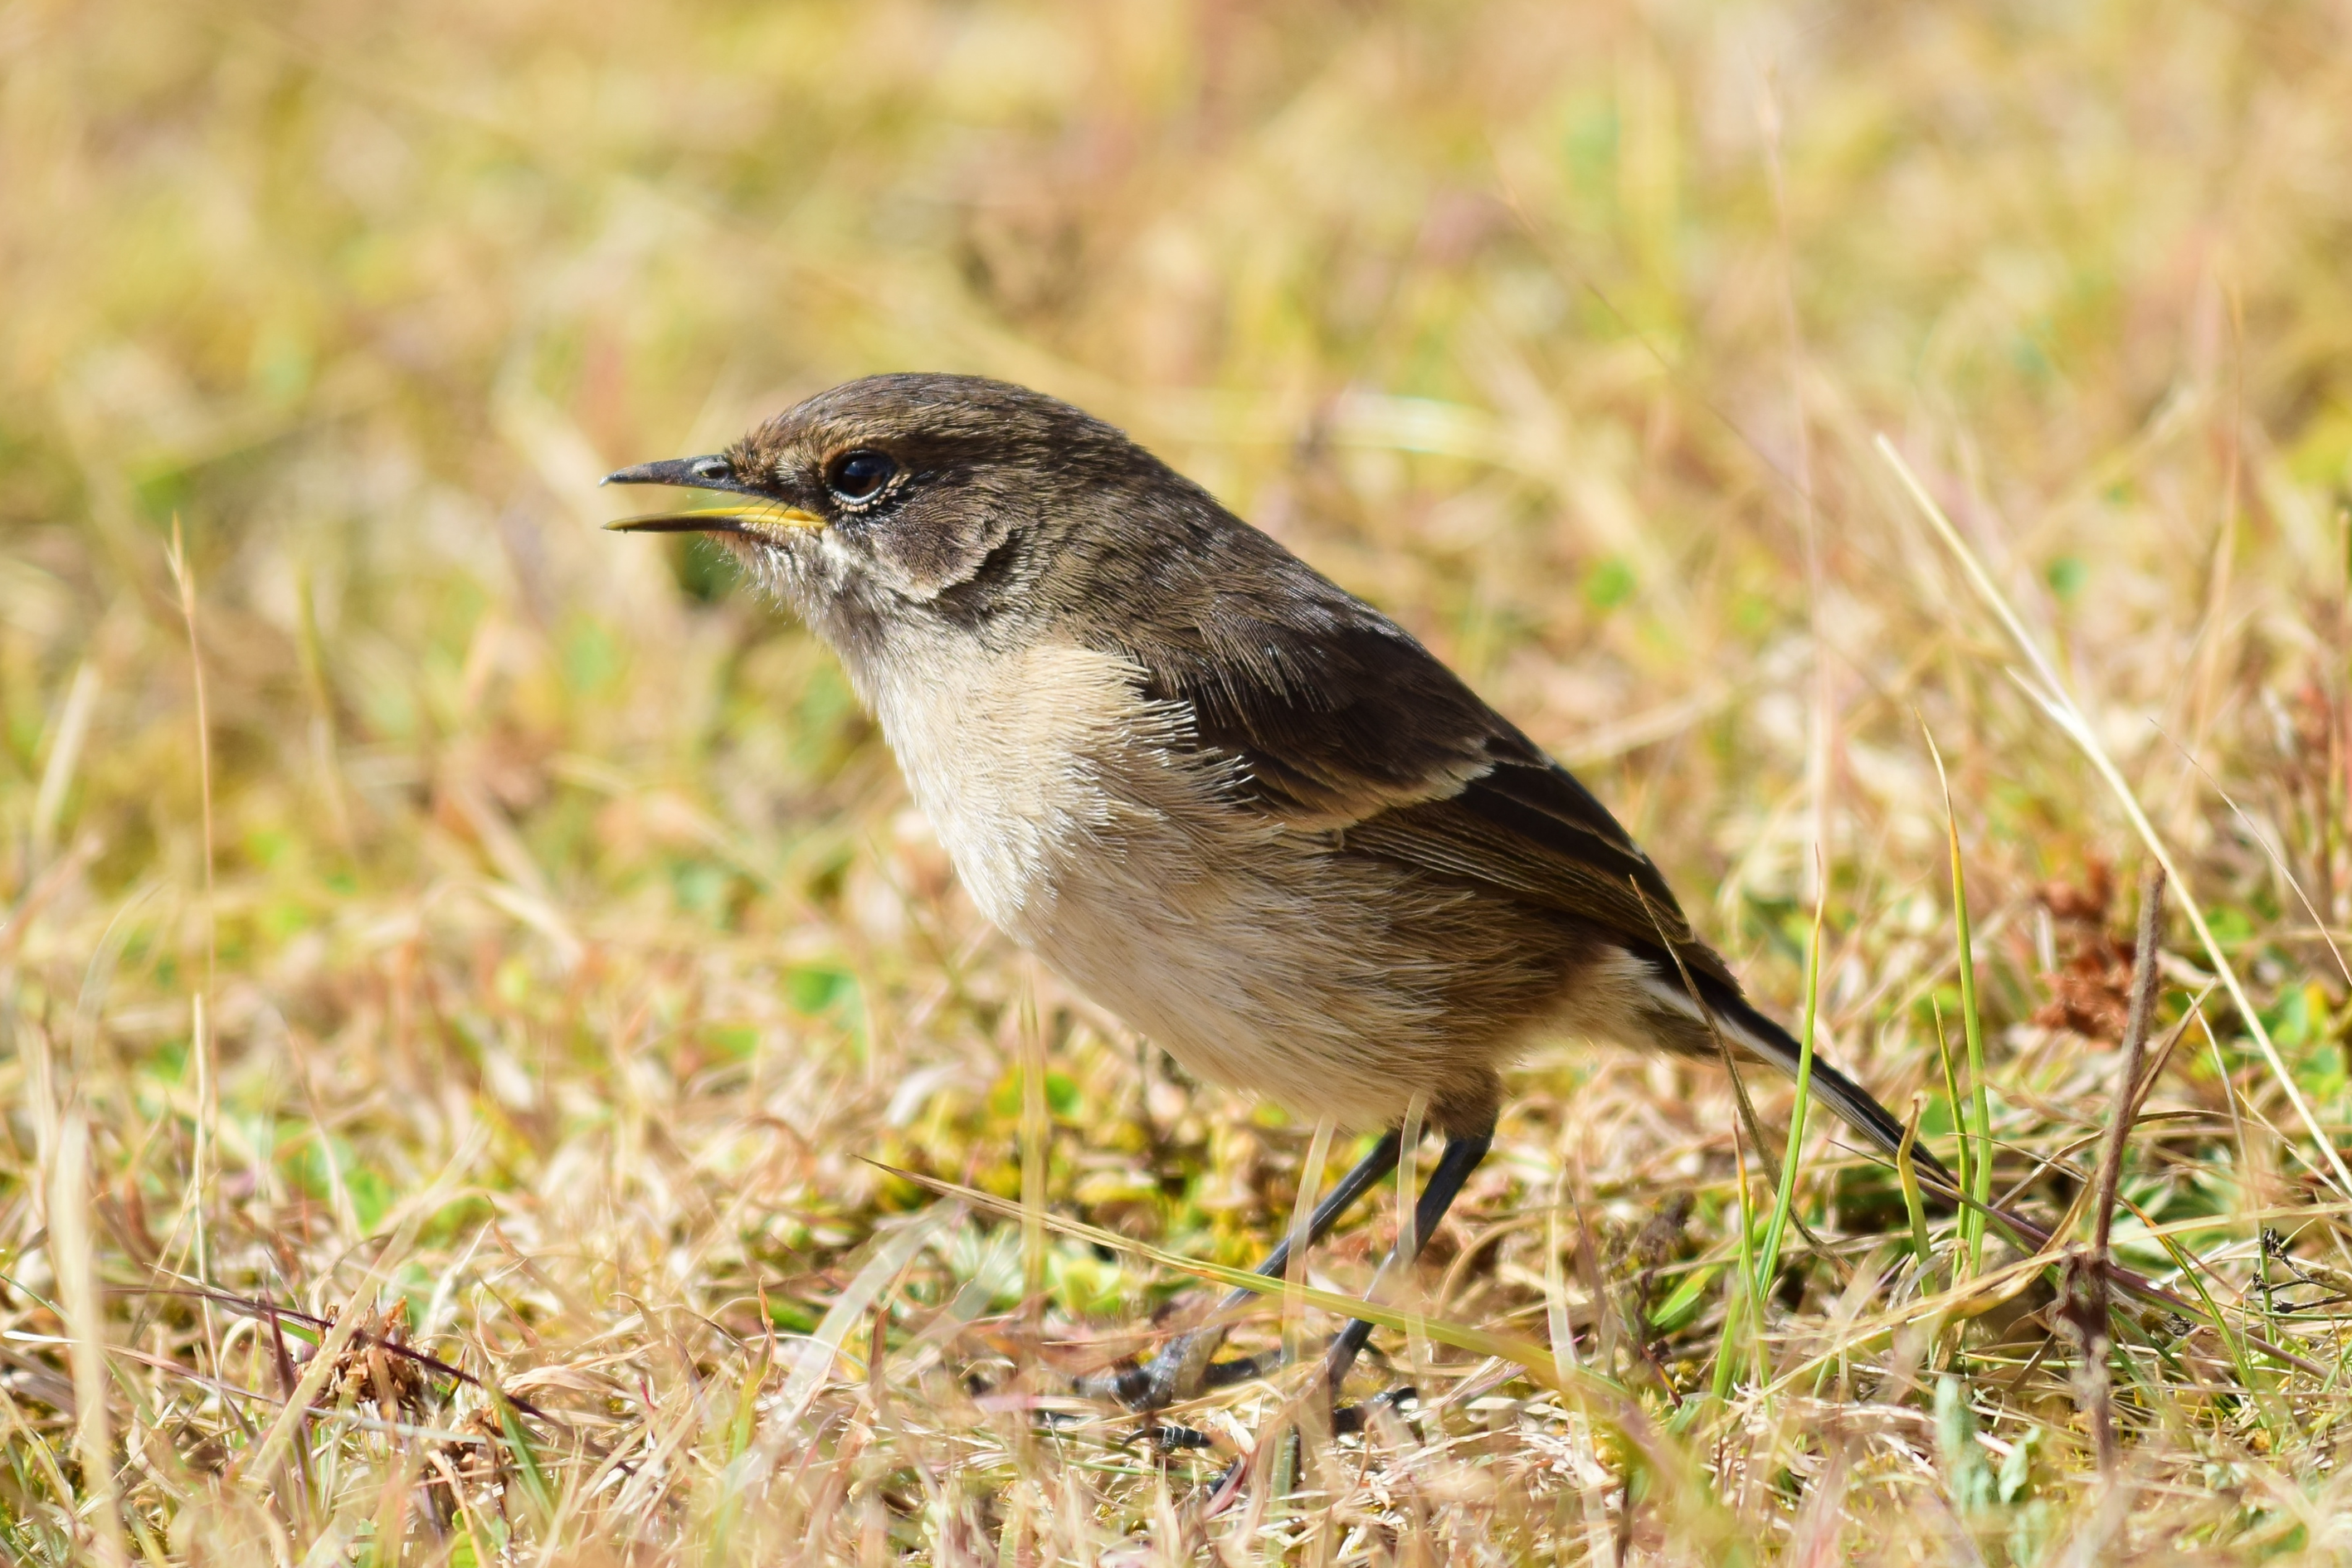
[1081,1335,1296,1460]
[1328,1383,1417,1437]
[1074,1331,1287,1411]
[1083,1332,1416,1482]
[1137,1422,1218,1453]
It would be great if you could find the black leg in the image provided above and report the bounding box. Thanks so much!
[1079,1131,1404,1410]
[1237,1129,1405,1288]
[1322,1132,1493,1397]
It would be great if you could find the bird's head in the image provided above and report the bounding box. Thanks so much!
[604,373,1209,650]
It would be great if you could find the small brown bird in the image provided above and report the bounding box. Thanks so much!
[606,374,1949,1412]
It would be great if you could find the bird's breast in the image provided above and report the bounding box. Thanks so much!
[858,637,1192,935]
[853,636,1451,1126]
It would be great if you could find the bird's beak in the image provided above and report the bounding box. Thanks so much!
[600,455,824,534]
[601,504,823,536]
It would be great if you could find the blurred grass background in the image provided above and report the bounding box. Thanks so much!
[5,0,2352,1561]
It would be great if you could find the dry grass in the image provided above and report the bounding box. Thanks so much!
[6,1,2352,1561]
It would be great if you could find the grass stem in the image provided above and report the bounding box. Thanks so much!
[1897,1100,1933,1280]
[1923,723,1994,1274]
[1755,868,1824,1314]
[1930,995,1970,1285]
[1019,975,1049,1315]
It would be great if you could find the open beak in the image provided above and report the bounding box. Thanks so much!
[601,455,823,534]
[601,504,821,536]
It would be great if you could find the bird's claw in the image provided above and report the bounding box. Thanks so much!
[1328,1384,1417,1437]
[1139,1422,1216,1453]
[1076,1334,1287,1410]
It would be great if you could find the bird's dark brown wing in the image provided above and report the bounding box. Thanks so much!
[1113,603,1738,992]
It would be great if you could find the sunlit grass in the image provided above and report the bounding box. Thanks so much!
[6,1,2352,1561]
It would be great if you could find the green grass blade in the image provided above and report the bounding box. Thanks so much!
[1754,883,1824,1313]
[1897,1100,1935,1278]
[495,1394,556,1525]
[1930,994,1973,1282]
[1922,724,1993,1274]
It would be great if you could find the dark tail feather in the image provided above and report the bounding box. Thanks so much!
[1706,986,1960,1194]
[1635,962,2323,1373]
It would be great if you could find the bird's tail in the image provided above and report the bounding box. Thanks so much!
[1634,961,2321,1373]
[1702,986,1958,1191]
[1626,953,1958,1192]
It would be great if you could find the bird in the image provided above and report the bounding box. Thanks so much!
[604,372,1953,1414]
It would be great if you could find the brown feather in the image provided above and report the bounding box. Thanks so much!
[1107,602,1735,992]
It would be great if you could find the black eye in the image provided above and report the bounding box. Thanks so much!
[825,449,898,503]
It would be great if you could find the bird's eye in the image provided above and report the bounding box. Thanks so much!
[825,449,898,504]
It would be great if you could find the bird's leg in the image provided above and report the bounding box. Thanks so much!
[1322,1130,1493,1410]
[1080,1131,1403,1411]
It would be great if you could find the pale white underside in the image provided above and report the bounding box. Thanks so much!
[852,631,1462,1129]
